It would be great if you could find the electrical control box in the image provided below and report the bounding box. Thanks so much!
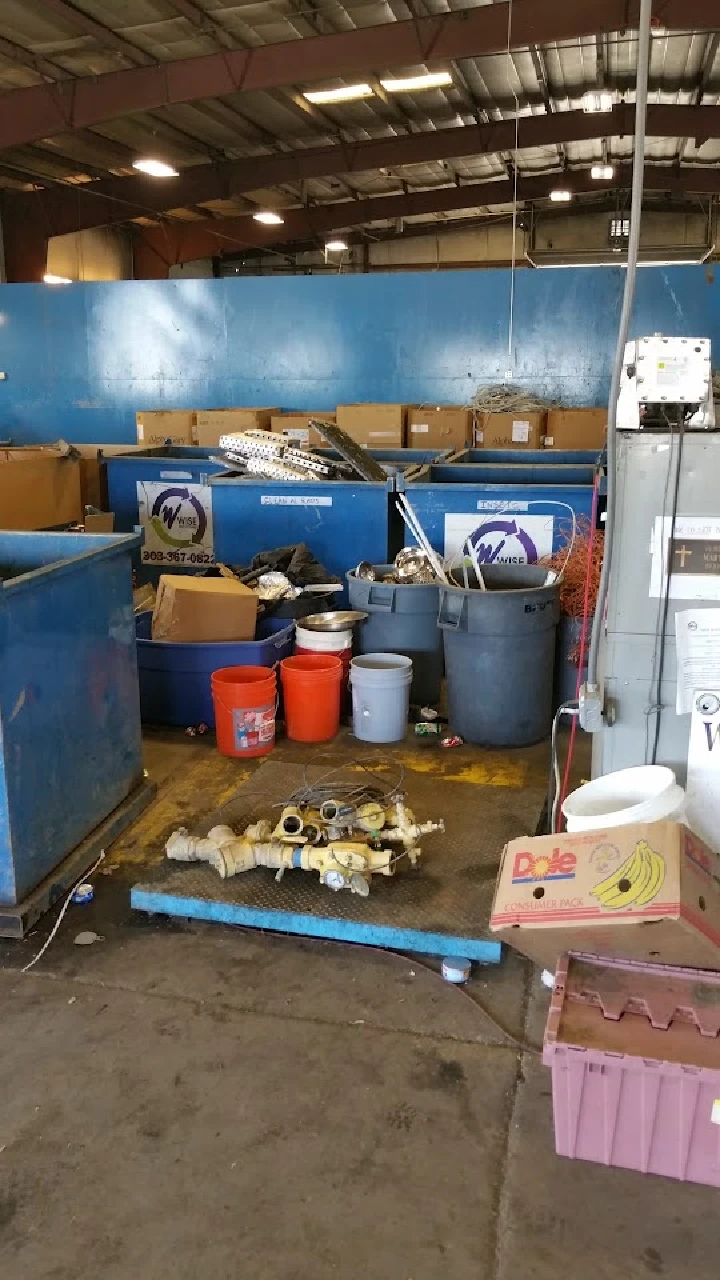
[616,335,714,430]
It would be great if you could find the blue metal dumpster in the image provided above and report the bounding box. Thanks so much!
[404,465,597,567]
[0,531,144,905]
[105,446,227,573]
[211,474,394,582]
[451,449,603,466]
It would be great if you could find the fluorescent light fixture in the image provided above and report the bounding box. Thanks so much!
[591,164,615,180]
[253,211,284,225]
[43,273,72,284]
[379,71,453,92]
[582,90,614,113]
[526,244,714,268]
[325,239,348,253]
[132,158,179,178]
[304,84,373,104]
[549,189,572,202]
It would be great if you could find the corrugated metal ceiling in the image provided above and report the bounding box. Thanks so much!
[0,0,718,243]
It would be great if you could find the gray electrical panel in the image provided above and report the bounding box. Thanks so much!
[593,431,720,782]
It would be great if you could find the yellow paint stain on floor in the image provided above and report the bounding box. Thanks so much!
[348,751,525,788]
[107,750,253,869]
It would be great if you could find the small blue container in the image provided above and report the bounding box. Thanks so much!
[136,613,295,727]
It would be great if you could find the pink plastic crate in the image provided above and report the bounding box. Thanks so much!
[543,952,720,1186]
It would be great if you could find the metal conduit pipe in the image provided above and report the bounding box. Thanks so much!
[586,0,653,694]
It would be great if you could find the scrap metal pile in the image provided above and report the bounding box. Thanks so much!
[165,763,444,896]
[218,427,347,481]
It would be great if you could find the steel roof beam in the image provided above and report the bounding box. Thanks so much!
[13,101,720,236]
[0,0,717,151]
[131,162,720,273]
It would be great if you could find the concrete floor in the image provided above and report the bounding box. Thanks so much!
[0,728,717,1280]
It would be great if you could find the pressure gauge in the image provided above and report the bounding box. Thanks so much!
[323,869,346,891]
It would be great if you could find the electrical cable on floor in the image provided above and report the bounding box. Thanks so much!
[549,703,580,833]
[21,850,105,973]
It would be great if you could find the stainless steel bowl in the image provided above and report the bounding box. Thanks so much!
[353,560,376,581]
[394,547,436,583]
[300,609,368,632]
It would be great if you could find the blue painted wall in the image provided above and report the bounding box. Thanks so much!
[0,264,717,444]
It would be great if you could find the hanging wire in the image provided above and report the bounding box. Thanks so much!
[505,0,520,378]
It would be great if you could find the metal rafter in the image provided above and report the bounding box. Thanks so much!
[34,0,153,65]
[17,102,720,236]
[1,0,717,151]
[131,162,720,272]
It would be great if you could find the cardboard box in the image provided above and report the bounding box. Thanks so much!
[335,404,409,448]
[152,574,258,643]
[270,412,336,449]
[544,408,607,450]
[193,409,280,448]
[72,443,143,510]
[0,448,82,530]
[136,411,195,447]
[84,511,115,533]
[408,406,472,451]
[475,411,546,450]
[490,821,720,971]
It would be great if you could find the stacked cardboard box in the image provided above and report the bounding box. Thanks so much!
[335,403,409,448]
[152,575,258,642]
[475,411,546,450]
[193,408,279,448]
[407,406,472,451]
[136,411,195,447]
[544,408,607,450]
[270,412,336,449]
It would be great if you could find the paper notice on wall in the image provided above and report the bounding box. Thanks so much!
[444,511,554,562]
[511,420,530,443]
[411,424,429,433]
[650,515,720,600]
[675,610,720,713]
[686,689,720,852]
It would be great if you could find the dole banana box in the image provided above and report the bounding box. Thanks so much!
[490,821,720,971]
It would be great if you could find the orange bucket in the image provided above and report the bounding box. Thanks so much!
[211,665,277,758]
[280,654,343,742]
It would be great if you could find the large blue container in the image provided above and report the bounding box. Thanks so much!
[0,531,143,905]
[135,613,295,727]
[404,465,596,567]
[210,475,394,584]
[105,446,228,577]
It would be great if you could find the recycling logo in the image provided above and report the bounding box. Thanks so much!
[149,486,207,549]
[469,518,538,565]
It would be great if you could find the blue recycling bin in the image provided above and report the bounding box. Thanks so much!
[0,530,143,905]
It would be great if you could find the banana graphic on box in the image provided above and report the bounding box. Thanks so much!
[591,839,665,910]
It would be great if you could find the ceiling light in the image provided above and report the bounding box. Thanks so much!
[253,211,284,225]
[325,239,348,253]
[43,273,72,284]
[526,245,713,268]
[582,91,614,113]
[591,165,615,180]
[132,158,179,178]
[304,84,373,104]
[379,71,453,92]
[549,189,572,202]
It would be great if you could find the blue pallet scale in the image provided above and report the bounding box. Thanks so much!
[0,531,153,926]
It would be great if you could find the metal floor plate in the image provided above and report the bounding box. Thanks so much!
[131,760,545,959]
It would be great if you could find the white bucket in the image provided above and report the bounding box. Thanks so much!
[295,626,352,652]
[562,765,685,833]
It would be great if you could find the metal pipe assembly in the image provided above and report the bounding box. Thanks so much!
[166,797,445,895]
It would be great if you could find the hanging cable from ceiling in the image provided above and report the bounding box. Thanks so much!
[505,0,520,380]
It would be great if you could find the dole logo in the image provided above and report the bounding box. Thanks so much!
[512,848,577,884]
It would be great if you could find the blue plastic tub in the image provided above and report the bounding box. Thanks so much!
[136,614,295,727]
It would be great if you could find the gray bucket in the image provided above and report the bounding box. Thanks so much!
[438,564,560,747]
[347,566,442,705]
[349,652,413,743]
